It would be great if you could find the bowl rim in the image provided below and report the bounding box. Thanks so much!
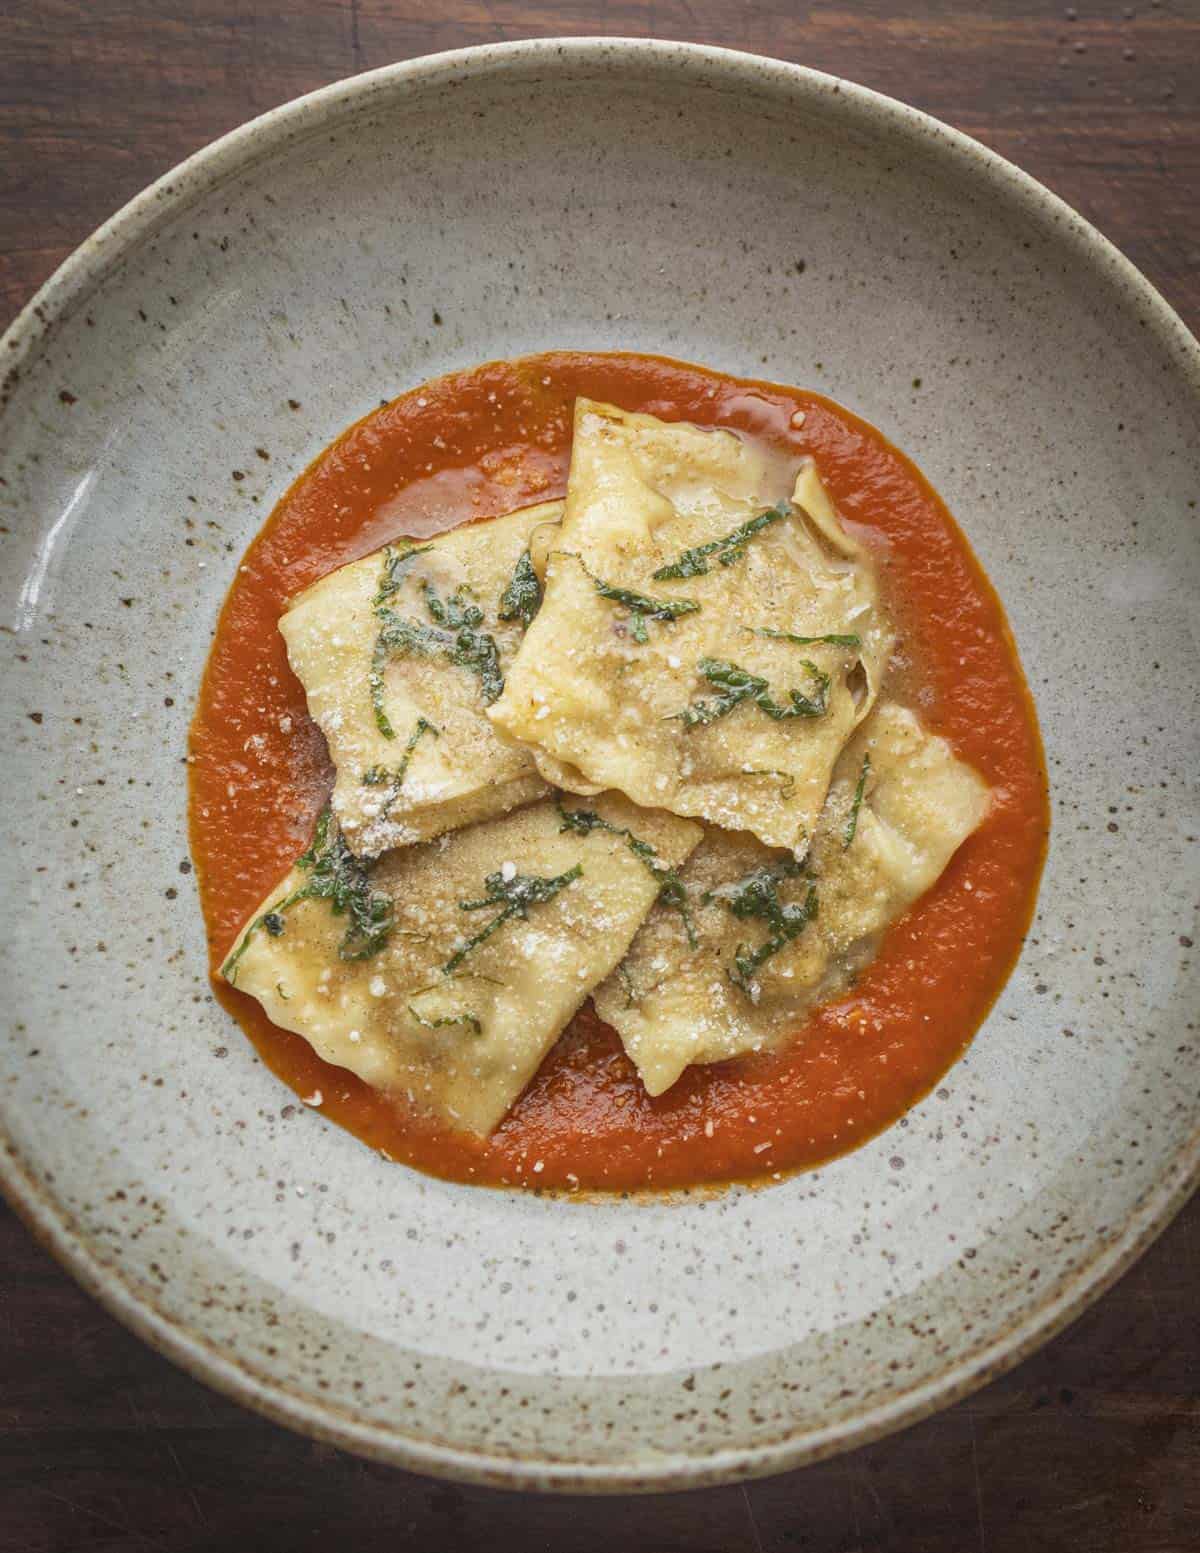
[1,35,1197,1494]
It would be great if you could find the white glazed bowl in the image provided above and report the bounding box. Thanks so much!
[1,40,1197,1492]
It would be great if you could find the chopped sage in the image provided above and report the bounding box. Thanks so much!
[843,753,871,850]
[560,552,700,633]
[669,656,830,729]
[752,626,862,649]
[705,857,818,991]
[408,1005,482,1035]
[222,807,394,984]
[651,502,790,580]
[369,611,441,737]
[373,542,432,606]
[556,798,698,947]
[444,863,583,974]
[421,583,505,701]
[370,579,504,736]
[222,885,313,985]
[362,717,440,819]
[497,548,543,628]
[743,767,797,799]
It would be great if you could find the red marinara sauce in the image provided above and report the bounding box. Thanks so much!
[189,351,1047,1192]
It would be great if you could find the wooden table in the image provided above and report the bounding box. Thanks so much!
[2,3,1196,1548]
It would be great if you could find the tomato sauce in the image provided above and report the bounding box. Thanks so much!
[188,352,1048,1192]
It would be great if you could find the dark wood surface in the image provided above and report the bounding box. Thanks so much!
[1,3,1197,1549]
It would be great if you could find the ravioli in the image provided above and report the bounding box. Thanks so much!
[222,794,701,1134]
[488,400,892,853]
[593,704,990,1096]
[281,502,563,857]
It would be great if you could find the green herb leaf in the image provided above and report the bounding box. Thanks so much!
[843,753,871,850]
[361,717,440,819]
[560,552,700,631]
[370,610,446,737]
[444,863,583,974]
[556,798,697,947]
[743,768,797,799]
[704,857,818,991]
[222,806,395,984]
[752,626,862,649]
[669,656,830,729]
[408,1005,482,1035]
[420,583,505,702]
[370,580,505,735]
[295,808,396,962]
[374,543,432,606]
[497,548,543,628]
[405,971,504,1034]
[651,502,790,581]
[222,883,315,985]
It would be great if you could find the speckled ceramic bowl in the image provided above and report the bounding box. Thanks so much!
[1,39,1197,1492]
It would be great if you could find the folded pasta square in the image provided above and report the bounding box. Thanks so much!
[488,401,893,853]
[222,793,702,1134]
[593,704,990,1096]
[280,501,562,857]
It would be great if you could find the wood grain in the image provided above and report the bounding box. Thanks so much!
[1,2,1197,1549]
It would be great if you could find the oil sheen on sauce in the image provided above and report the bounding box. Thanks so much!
[189,351,1048,1192]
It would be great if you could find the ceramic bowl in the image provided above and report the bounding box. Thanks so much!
[1,40,1197,1492]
